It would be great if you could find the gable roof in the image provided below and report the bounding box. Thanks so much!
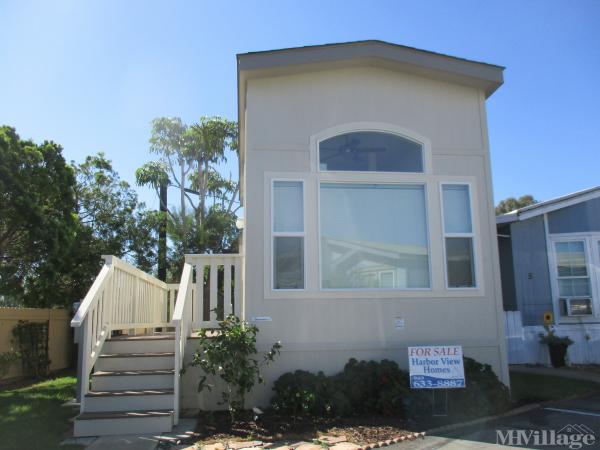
[237,40,504,98]
[236,40,505,204]
[496,186,600,225]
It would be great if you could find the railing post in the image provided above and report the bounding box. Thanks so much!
[79,318,90,414]
[173,322,181,425]
[224,259,232,317]
[210,263,218,322]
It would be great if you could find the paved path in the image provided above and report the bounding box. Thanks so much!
[387,436,515,449]
[62,418,197,449]
[510,365,600,384]
[390,392,600,449]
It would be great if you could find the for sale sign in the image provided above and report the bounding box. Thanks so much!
[408,345,465,389]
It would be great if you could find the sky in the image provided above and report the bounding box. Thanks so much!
[1,0,599,211]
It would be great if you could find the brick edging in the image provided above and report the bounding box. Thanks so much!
[354,433,426,450]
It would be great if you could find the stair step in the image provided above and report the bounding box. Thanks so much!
[83,389,174,412]
[91,369,175,390]
[93,369,175,377]
[99,352,175,358]
[95,353,175,371]
[74,410,173,437]
[104,335,175,353]
[77,409,173,419]
[109,334,174,341]
[86,389,174,397]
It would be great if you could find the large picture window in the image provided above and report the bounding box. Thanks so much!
[272,180,305,290]
[441,184,476,288]
[320,183,430,289]
[319,131,423,172]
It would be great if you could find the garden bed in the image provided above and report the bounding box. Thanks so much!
[194,410,421,445]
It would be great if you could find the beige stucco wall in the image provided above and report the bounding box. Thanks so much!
[182,64,508,409]
[0,308,73,380]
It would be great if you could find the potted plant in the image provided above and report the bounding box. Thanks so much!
[539,326,573,368]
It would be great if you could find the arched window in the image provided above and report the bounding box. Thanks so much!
[319,131,423,172]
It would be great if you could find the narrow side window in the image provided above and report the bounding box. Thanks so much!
[272,181,305,290]
[442,184,476,288]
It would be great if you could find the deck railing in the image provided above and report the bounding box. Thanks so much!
[172,263,193,425]
[185,253,243,328]
[171,253,243,423]
[71,255,172,413]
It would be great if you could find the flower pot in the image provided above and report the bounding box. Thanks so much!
[548,343,569,368]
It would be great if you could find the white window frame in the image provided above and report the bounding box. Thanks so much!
[310,122,432,174]
[262,123,485,300]
[547,232,600,322]
[270,178,307,291]
[317,130,425,174]
[440,182,478,290]
[317,180,433,292]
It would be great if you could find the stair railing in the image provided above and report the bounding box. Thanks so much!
[71,255,172,413]
[171,253,243,424]
[171,262,193,425]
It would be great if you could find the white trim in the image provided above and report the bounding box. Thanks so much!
[440,182,479,290]
[309,122,433,175]
[270,178,307,291]
[547,231,600,323]
[544,213,562,323]
[496,186,600,224]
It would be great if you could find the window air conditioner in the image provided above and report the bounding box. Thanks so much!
[560,298,593,316]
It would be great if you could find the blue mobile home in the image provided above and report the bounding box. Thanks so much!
[497,186,600,364]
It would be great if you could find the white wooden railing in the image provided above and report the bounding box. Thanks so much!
[71,255,172,412]
[186,254,242,327]
[172,263,193,425]
[171,254,243,423]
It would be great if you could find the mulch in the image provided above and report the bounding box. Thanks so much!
[194,410,420,445]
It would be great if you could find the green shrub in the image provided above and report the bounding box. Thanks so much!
[190,314,281,421]
[271,359,409,417]
[448,357,511,418]
[332,358,410,416]
[0,350,20,379]
[271,370,350,417]
[270,357,510,420]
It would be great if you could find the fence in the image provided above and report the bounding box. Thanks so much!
[504,311,600,365]
[0,307,72,380]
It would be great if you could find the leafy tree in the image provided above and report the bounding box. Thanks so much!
[74,153,159,273]
[495,195,538,215]
[136,116,240,276]
[0,126,79,307]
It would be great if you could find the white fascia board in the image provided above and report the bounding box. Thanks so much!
[518,188,600,221]
[496,212,518,224]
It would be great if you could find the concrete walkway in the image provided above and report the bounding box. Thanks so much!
[387,436,517,449]
[61,418,197,449]
[510,364,600,383]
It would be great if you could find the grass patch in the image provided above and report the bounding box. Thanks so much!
[510,371,600,404]
[0,375,81,450]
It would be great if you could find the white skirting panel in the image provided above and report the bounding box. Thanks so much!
[504,311,600,365]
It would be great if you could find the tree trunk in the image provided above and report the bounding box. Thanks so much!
[179,157,187,252]
[158,181,168,282]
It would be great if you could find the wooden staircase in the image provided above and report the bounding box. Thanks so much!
[71,254,242,437]
[73,334,175,437]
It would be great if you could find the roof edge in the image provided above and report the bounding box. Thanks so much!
[496,186,600,225]
[237,40,504,98]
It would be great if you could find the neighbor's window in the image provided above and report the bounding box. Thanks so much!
[442,184,476,288]
[554,241,591,298]
[319,131,423,172]
[272,181,305,290]
[320,183,430,289]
